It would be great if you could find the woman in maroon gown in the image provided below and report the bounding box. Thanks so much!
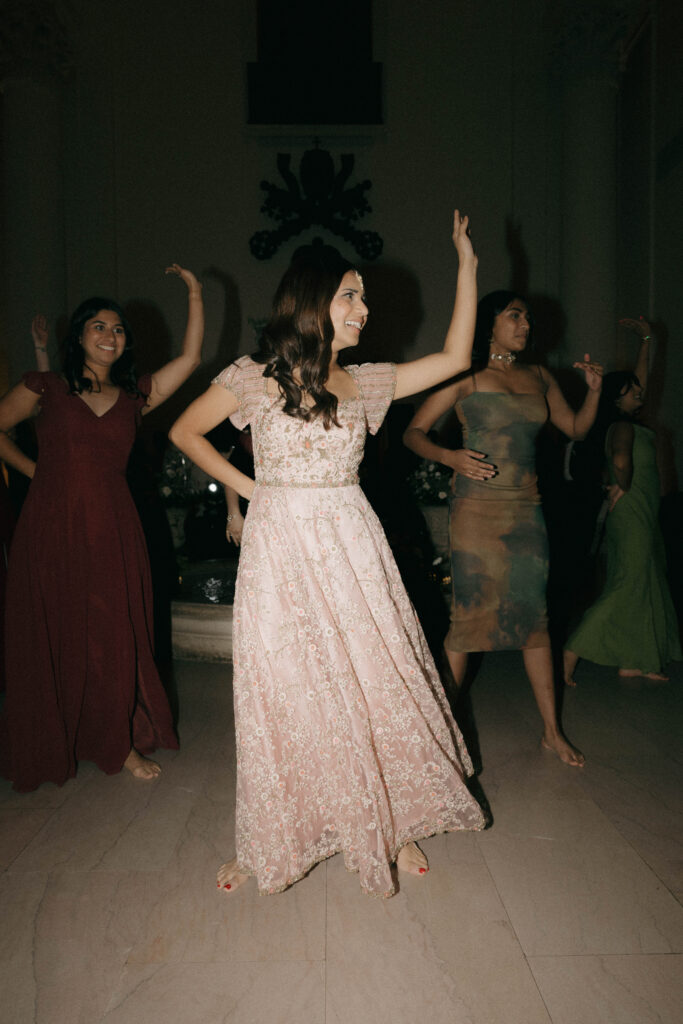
[0,265,203,791]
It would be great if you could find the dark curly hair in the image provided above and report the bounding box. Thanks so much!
[253,244,355,429]
[472,290,535,364]
[62,297,140,396]
[568,371,640,489]
[591,370,640,437]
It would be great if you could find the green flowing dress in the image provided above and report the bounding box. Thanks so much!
[567,424,681,672]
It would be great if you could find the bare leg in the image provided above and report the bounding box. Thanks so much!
[522,647,585,767]
[445,649,469,691]
[123,747,161,780]
[396,841,429,876]
[217,857,250,893]
[563,648,579,687]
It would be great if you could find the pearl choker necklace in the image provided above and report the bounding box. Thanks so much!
[489,351,516,365]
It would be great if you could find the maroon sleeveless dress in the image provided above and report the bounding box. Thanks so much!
[1,372,178,792]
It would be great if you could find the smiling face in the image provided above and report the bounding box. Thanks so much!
[616,377,644,416]
[329,270,368,353]
[80,309,127,371]
[489,299,530,356]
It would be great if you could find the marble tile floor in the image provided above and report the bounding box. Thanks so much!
[1,654,682,1024]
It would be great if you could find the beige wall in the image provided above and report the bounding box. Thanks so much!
[2,0,680,479]
[616,0,683,490]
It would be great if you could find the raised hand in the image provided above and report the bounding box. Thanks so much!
[451,209,476,264]
[165,263,202,295]
[618,316,653,341]
[572,352,603,392]
[443,448,496,481]
[31,314,49,350]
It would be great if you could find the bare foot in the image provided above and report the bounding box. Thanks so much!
[563,650,578,687]
[123,748,161,780]
[396,842,429,876]
[618,669,669,681]
[541,733,585,768]
[216,857,250,893]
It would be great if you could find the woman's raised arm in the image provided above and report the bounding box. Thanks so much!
[543,356,603,440]
[394,210,477,401]
[144,264,204,413]
[31,314,50,373]
[619,316,653,397]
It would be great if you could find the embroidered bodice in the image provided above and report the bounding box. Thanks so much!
[212,356,396,487]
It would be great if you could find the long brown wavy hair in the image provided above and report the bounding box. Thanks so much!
[253,245,355,429]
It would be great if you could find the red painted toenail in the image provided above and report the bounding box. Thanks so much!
[224,883,231,889]
[419,867,427,874]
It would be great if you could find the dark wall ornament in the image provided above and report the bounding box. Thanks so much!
[0,0,72,82]
[249,145,383,262]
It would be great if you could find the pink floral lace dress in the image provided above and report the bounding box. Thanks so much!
[213,356,484,896]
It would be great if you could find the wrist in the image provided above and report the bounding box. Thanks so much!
[457,254,477,272]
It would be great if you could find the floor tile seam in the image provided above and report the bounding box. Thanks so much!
[526,951,683,960]
[580,782,683,840]
[124,957,328,966]
[474,831,531,956]
[521,952,554,1023]
[2,805,64,872]
[475,829,683,958]
[576,762,683,813]
[476,826,642,849]
[571,785,683,900]
[476,817,679,883]
[471,833,658,964]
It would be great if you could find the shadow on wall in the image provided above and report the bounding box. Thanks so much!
[635,319,679,494]
[122,266,243,434]
[352,261,423,364]
[506,215,569,366]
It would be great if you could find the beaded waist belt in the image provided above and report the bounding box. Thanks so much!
[255,477,359,488]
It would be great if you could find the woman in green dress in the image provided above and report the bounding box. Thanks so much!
[404,290,603,767]
[564,319,681,684]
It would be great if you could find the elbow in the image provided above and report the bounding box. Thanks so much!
[168,422,185,451]
[402,426,420,449]
[448,355,470,377]
[183,355,202,375]
[570,416,590,441]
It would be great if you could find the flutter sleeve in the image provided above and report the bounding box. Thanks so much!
[21,371,53,396]
[347,362,397,435]
[211,355,263,430]
[134,373,153,413]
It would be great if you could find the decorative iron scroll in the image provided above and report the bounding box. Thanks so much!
[250,145,383,261]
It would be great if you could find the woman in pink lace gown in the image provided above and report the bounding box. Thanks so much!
[170,213,485,897]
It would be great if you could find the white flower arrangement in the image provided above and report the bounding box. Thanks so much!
[407,460,453,505]
[159,446,203,505]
